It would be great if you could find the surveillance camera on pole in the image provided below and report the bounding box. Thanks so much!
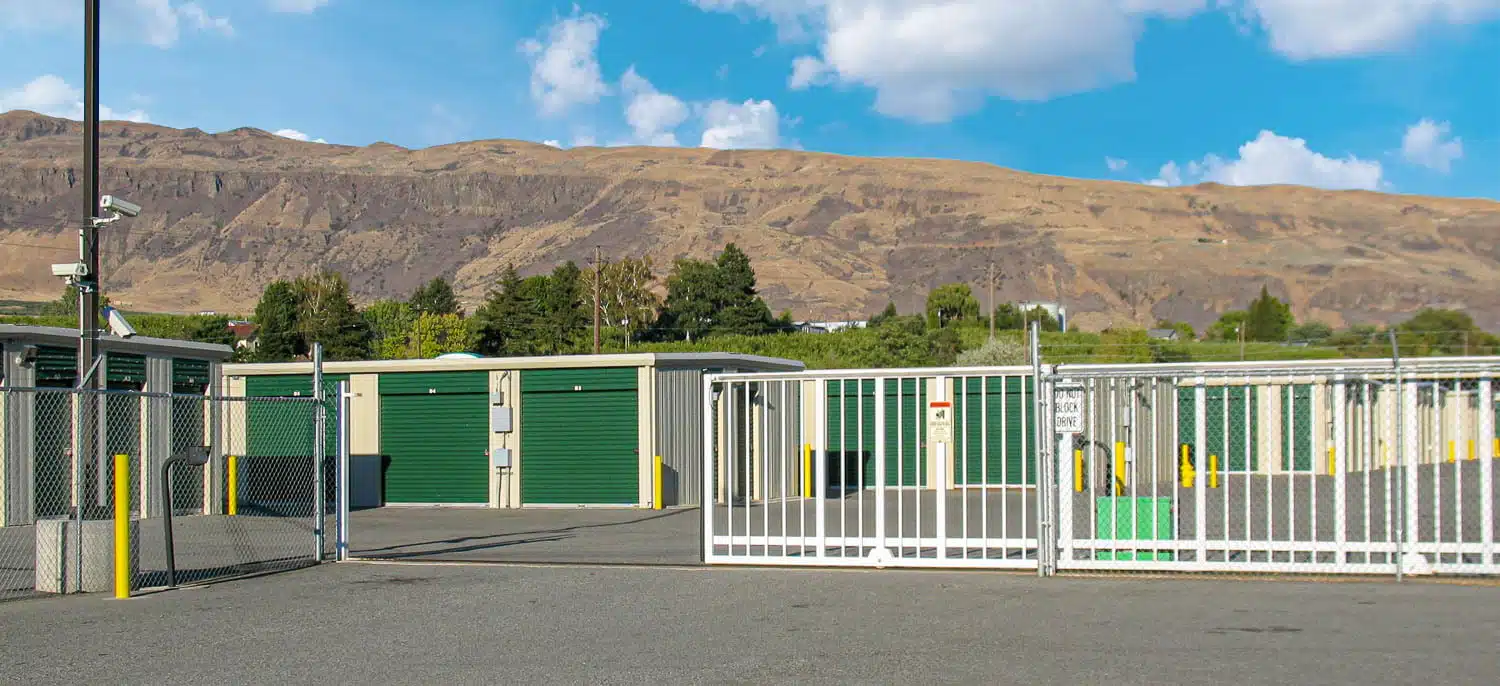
[103,305,137,339]
[93,194,143,226]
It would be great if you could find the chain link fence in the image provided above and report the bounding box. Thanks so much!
[0,385,333,600]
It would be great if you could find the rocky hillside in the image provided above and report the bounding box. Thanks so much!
[2,110,1498,331]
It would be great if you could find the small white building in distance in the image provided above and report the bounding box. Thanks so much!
[1014,301,1068,329]
[795,320,869,334]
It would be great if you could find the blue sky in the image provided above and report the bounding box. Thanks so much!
[0,0,1496,199]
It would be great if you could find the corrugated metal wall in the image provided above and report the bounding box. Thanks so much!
[656,368,704,506]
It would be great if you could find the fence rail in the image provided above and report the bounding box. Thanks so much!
[702,356,1500,577]
[0,384,335,600]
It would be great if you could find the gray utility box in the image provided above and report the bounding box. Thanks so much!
[35,518,139,594]
[350,454,383,509]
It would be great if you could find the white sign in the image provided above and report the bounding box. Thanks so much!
[928,401,954,442]
[1053,384,1085,434]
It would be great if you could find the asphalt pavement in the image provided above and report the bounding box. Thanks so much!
[1,561,1496,685]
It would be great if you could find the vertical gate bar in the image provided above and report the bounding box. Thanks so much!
[1108,379,1118,558]
[744,382,753,556]
[1171,378,1181,562]
[839,381,847,557]
[1432,381,1441,557]
[1220,382,1228,557]
[1479,378,1494,571]
[934,375,948,560]
[896,377,905,558]
[780,381,789,558]
[1151,379,1160,561]
[701,376,714,562]
[1454,376,1463,564]
[981,375,990,558]
[336,380,350,562]
[914,377,922,558]
[1057,377,1074,566]
[800,380,809,558]
[726,382,736,556]
[874,378,887,560]
[1021,373,1030,560]
[1403,375,1419,576]
[857,378,865,555]
[991,376,1000,559]
[1384,377,1395,561]
[1129,380,1138,562]
[1362,379,1372,563]
[1242,377,1252,561]
[1194,377,1207,564]
[762,380,771,556]
[815,378,828,559]
[1310,381,1319,559]
[313,343,325,563]
[1288,384,1297,563]
[1334,375,1348,567]
[958,376,967,559]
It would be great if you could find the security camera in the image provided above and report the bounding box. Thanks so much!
[51,262,88,279]
[99,195,142,218]
[103,305,137,339]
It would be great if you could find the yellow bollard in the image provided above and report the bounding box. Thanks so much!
[653,456,664,510]
[1209,454,1219,489]
[1328,446,1337,476]
[1074,449,1084,493]
[1113,442,1126,496]
[1494,438,1499,460]
[1448,441,1456,464]
[1179,445,1194,488]
[114,454,130,599]
[802,444,812,498]
[1469,440,1476,462]
[227,454,238,516]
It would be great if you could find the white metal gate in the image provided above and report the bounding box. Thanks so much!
[701,368,1044,569]
[703,357,1500,577]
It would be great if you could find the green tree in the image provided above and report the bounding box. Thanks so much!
[659,258,719,341]
[1289,321,1333,344]
[406,312,474,358]
[586,256,661,339]
[713,243,774,336]
[1019,306,1062,332]
[927,326,963,365]
[1206,310,1248,342]
[408,277,461,316]
[926,284,980,328]
[535,262,587,354]
[186,315,237,347]
[956,336,1025,366]
[869,302,899,327]
[472,265,537,356]
[293,271,370,360]
[1244,286,1294,342]
[854,316,932,367]
[251,279,303,362]
[1396,308,1495,356]
[363,299,418,360]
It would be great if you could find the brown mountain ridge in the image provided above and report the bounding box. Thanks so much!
[2,110,1498,331]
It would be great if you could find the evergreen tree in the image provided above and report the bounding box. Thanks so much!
[472,265,536,356]
[251,280,303,362]
[713,243,774,336]
[1245,286,1294,342]
[869,302,899,327]
[537,262,587,353]
[659,258,721,341]
[409,277,461,316]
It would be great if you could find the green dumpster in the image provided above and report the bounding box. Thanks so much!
[1095,497,1174,561]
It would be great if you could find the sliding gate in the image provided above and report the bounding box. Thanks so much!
[702,367,1045,569]
[704,358,1500,577]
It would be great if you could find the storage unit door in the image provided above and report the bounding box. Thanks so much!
[824,379,927,490]
[379,372,490,505]
[170,359,211,513]
[1177,386,1260,472]
[521,368,640,505]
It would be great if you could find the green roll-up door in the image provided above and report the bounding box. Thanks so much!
[1282,384,1312,471]
[1177,386,1260,472]
[105,353,146,387]
[245,374,346,459]
[379,372,490,504]
[824,379,927,489]
[521,368,640,505]
[954,376,1036,486]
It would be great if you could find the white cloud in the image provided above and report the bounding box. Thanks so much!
[268,0,331,12]
[0,75,150,123]
[1401,118,1463,173]
[1106,157,1130,172]
[695,0,1210,122]
[519,11,609,117]
[543,139,563,148]
[1148,131,1384,191]
[274,128,327,144]
[701,99,781,149]
[0,0,234,48]
[1227,0,1500,59]
[620,67,689,146]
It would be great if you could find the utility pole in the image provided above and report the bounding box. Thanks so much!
[592,245,603,355]
[1238,325,1246,362]
[987,261,997,340]
[80,0,101,385]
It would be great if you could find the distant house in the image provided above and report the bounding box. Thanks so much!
[1015,301,1068,329]
[794,320,868,334]
[227,320,259,352]
[1147,328,1181,341]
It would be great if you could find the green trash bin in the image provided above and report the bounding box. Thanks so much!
[1095,497,1175,561]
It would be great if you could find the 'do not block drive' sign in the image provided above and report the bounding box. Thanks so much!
[1054,384,1085,434]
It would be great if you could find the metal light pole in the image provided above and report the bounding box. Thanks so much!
[79,0,101,381]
